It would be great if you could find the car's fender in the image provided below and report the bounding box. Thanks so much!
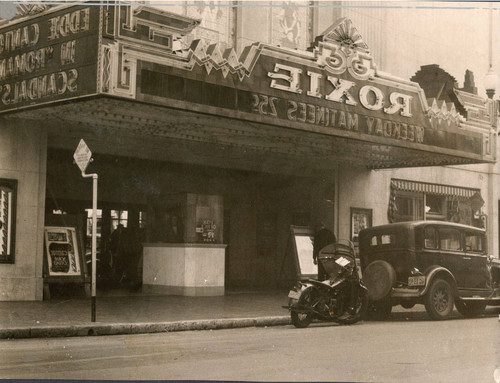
[420,265,457,296]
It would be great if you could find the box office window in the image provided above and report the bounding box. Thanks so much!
[0,179,17,263]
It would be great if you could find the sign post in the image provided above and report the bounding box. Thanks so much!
[73,139,98,322]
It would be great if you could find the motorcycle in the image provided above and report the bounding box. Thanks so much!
[285,240,368,328]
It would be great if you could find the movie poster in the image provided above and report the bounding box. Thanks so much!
[44,226,82,277]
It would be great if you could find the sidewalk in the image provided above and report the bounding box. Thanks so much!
[0,289,292,339]
[2,288,480,340]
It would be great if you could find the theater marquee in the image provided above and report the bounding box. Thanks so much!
[0,5,99,112]
[134,17,484,158]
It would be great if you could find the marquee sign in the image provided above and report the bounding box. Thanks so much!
[135,17,482,157]
[0,5,100,113]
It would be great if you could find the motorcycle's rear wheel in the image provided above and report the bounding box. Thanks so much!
[290,286,317,328]
[337,287,368,325]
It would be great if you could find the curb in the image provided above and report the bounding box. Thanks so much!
[0,316,291,339]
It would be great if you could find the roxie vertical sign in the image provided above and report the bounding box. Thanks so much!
[0,5,100,113]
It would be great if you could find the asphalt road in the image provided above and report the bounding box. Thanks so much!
[0,311,499,383]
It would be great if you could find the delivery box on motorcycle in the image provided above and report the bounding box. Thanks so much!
[318,240,356,278]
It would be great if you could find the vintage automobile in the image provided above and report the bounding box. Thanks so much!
[359,221,500,320]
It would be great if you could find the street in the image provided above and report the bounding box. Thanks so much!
[0,310,498,383]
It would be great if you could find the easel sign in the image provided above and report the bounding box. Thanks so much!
[290,226,317,280]
[44,226,83,278]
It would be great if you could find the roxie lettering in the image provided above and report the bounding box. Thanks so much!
[268,63,413,118]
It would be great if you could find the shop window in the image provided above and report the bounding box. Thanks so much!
[0,179,17,264]
[425,195,446,220]
[439,228,462,251]
[388,180,481,227]
[111,209,128,230]
[393,191,424,222]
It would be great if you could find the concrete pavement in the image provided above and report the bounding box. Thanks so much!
[0,289,292,339]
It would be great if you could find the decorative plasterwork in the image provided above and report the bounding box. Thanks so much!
[312,17,376,81]
[320,17,370,54]
[16,3,51,17]
[186,39,249,80]
[173,18,377,82]
[427,98,464,128]
[132,6,201,35]
[455,89,497,128]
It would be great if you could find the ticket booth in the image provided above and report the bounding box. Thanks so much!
[142,193,226,296]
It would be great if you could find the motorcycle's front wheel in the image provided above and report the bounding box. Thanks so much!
[290,286,317,328]
[337,287,368,325]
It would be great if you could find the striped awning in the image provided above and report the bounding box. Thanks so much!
[390,179,479,199]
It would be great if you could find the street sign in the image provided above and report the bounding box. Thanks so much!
[73,138,98,322]
[73,139,92,172]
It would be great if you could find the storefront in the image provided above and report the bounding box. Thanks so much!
[0,4,497,300]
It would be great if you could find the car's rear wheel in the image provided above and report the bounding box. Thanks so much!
[363,260,396,301]
[455,300,486,317]
[424,278,454,320]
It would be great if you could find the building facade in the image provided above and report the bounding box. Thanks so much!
[0,2,498,301]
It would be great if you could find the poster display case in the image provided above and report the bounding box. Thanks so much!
[289,225,316,280]
[44,227,83,277]
[350,208,372,256]
[43,215,87,298]
[0,179,17,264]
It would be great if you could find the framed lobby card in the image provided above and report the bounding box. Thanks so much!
[0,179,17,264]
[44,226,84,278]
[350,208,372,256]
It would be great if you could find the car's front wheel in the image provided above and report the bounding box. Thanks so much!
[455,300,486,317]
[424,278,455,320]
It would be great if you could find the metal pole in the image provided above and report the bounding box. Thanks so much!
[83,172,98,322]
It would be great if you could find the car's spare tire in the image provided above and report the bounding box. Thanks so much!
[363,260,396,301]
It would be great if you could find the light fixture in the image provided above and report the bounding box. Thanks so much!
[484,65,498,99]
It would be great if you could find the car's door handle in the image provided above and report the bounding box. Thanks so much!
[463,256,472,260]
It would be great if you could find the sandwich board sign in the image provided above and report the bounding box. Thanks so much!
[73,139,92,173]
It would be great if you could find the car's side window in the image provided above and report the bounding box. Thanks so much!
[438,228,462,251]
[381,234,395,245]
[370,235,378,246]
[465,232,484,253]
[424,227,438,249]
